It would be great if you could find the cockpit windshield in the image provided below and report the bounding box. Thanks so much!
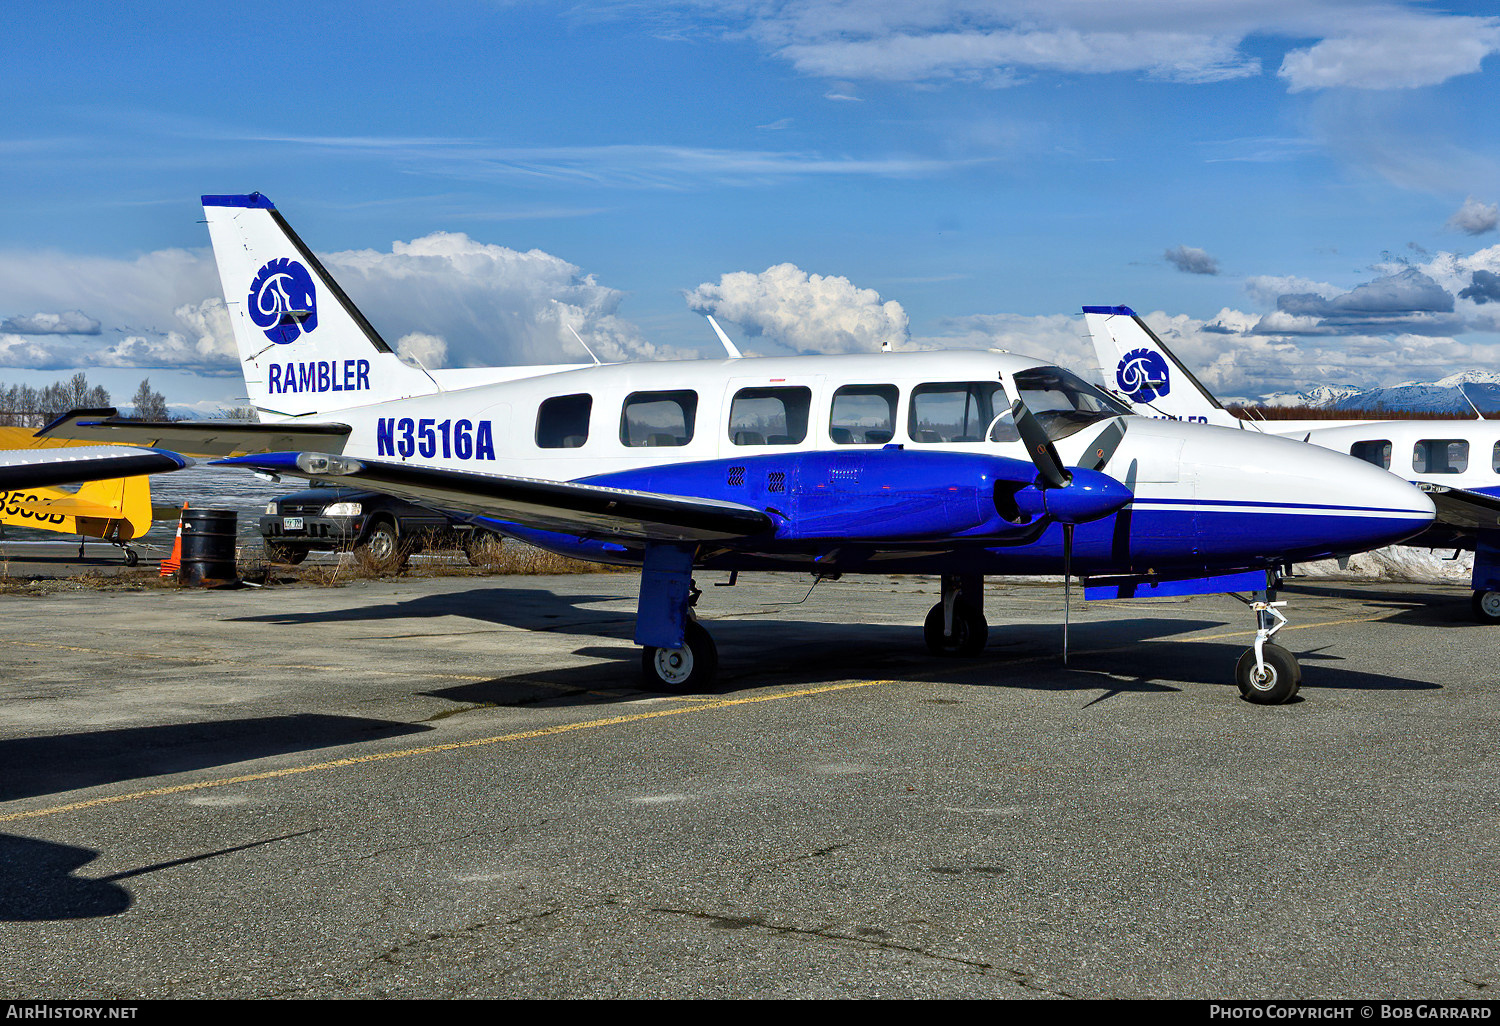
[1012,366,1131,441]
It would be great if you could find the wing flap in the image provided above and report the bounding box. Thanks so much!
[215,452,773,543]
[36,408,351,458]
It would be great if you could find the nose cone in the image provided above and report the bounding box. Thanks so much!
[1044,466,1134,524]
[1175,425,1436,560]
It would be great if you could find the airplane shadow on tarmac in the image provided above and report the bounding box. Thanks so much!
[0,830,315,921]
[0,714,431,802]
[1282,581,1479,629]
[226,586,1439,705]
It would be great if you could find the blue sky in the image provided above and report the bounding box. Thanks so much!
[3,0,1500,410]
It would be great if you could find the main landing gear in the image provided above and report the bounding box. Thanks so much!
[1472,590,1500,624]
[641,617,718,692]
[637,547,721,693]
[1231,585,1301,705]
[924,574,988,657]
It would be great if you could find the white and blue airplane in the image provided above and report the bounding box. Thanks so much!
[39,196,1439,704]
[1085,305,1500,624]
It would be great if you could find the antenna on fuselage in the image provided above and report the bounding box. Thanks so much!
[566,324,603,366]
[706,316,743,359]
[1459,382,1485,421]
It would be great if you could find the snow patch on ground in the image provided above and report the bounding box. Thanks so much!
[1296,546,1472,584]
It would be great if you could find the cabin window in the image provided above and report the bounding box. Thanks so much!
[1412,439,1468,474]
[620,390,697,447]
[535,393,592,449]
[1349,440,1391,470]
[829,384,898,444]
[728,386,811,445]
[1494,441,1500,474]
[908,382,1018,443]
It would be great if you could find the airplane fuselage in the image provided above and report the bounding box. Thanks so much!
[260,348,1435,577]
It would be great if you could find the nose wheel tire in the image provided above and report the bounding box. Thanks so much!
[923,601,988,657]
[1235,643,1301,704]
[641,620,718,693]
[1472,590,1500,624]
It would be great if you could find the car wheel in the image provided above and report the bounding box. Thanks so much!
[358,520,408,570]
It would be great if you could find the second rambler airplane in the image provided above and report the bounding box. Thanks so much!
[40,195,1440,704]
[1084,305,1500,625]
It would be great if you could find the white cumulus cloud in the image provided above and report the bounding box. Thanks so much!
[684,263,909,354]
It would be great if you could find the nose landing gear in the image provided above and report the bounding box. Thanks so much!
[1232,588,1300,704]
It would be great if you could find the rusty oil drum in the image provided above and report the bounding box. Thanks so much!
[179,508,239,587]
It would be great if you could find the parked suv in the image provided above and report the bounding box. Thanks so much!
[259,482,501,567]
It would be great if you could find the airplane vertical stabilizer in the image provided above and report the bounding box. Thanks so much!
[202,194,439,419]
[1083,306,1242,428]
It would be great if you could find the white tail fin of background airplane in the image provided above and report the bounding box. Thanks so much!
[1082,305,1243,428]
[202,194,440,419]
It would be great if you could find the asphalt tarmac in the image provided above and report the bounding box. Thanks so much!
[0,567,1496,999]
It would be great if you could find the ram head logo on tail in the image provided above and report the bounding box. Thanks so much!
[248,257,319,344]
[1115,347,1170,404]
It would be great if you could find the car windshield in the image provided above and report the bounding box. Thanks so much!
[1012,366,1131,441]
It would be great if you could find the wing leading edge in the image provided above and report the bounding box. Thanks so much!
[0,446,191,491]
[36,408,352,459]
[214,452,774,543]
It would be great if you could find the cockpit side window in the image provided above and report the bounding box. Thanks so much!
[621,390,698,447]
[908,382,1018,443]
[830,384,898,444]
[1011,366,1131,441]
[1350,440,1392,470]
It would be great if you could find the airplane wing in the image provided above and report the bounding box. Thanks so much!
[1416,482,1500,530]
[0,446,190,491]
[215,452,773,543]
[35,408,351,458]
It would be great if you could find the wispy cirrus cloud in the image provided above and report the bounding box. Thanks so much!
[243,135,983,187]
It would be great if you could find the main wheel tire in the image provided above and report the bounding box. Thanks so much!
[358,520,408,570]
[641,620,718,693]
[264,543,308,565]
[1472,590,1500,624]
[1235,643,1301,704]
[923,600,988,657]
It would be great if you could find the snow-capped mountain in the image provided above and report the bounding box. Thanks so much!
[1244,372,1500,414]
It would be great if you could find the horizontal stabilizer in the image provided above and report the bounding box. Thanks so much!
[0,446,189,491]
[36,408,351,458]
[214,452,773,543]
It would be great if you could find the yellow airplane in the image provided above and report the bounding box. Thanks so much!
[0,432,189,566]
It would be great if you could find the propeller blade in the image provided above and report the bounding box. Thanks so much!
[1082,417,1128,472]
[1010,397,1071,489]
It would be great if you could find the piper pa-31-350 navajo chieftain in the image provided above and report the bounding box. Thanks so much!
[1085,305,1500,624]
[40,196,1438,704]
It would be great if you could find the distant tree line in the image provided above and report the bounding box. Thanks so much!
[1229,404,1499,421]
[0,373,179,427]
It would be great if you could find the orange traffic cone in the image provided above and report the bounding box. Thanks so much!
[160,502,187,577]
